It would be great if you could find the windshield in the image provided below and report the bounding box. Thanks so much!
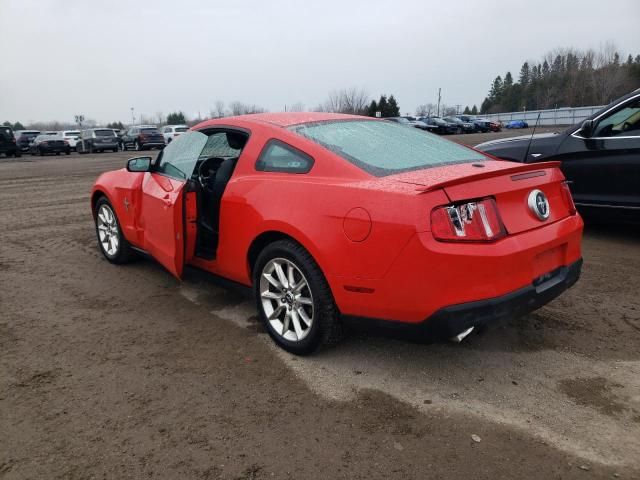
[141,128,159,134]
[290,120,486,177]
[95,129,115,137]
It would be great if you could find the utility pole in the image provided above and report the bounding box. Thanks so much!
[455,104,462,115]
[130,107,135,126]
[74,115,84,129]
[437,88,442,117]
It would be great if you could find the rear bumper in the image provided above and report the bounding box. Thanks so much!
[343,259,582,338]
[422,258,582,337]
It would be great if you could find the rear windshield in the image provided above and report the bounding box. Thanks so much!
[64,131,80,136]
[290,120,486,177]
[141,128,159,134]
[175,127,188,132]
[94,129,115,137]
[21,132,39,138]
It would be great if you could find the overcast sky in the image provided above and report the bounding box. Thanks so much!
[1,0,638,124]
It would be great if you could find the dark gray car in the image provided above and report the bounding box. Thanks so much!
[76,128,119,154]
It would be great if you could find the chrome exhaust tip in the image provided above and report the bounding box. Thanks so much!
[451,326,474,343]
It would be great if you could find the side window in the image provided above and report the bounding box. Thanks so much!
[255,140,314,174]
[593,99,640,137]
[155,130,208,180]
[199,132,244,159]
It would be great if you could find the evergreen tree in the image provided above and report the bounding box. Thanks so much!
[470,105,478,115]
[366,100,378,117]
[504,72,513,88]
[542,60,550,77]
[377,95,389,117]
[463,106,471,114]
[518,62,530,85]
[166,111,186,125]
[627,54,634,65]
[387,95,400,117]
[2,121,11,127]
[635,55,640,64]
[489,76,503,100]
[13,121,24,130]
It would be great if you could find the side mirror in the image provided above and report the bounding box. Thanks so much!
[579,119,594,138]
[126,156,152,172]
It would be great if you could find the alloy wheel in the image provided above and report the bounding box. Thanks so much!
[96,204,120,257]
[259,257,314,342]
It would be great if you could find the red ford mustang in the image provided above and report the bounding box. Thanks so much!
[91,112,583,354]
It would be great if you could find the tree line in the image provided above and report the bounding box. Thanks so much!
[476,44,640,114]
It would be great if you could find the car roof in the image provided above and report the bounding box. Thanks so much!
[196,112,366,129]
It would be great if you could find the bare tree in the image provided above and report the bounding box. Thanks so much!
[214,100,225,118]
[229,101,267,116]
[155,111,164,125]
[415,103,436,117]
[288,102,305,112]
[319,87,370,114]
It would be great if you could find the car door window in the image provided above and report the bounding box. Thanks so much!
[155,130,208,180]
[593,99,640,137]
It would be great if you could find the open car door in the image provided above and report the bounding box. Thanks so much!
[141,172,186,278]
[138,130,209,278]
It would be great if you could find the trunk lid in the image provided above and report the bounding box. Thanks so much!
[390,160,571,235]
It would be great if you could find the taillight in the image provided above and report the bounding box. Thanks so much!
[431,197,506,242]
[63,140,69,145]
[561,181,577,215]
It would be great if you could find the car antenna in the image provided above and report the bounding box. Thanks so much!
[523,112,541,163]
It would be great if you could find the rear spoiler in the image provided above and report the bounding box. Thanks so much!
[413,161,562,193]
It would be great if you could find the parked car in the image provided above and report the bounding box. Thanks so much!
[388,117,437,133]
[419,117,458,135]
[29,134,71,156]
[77,128,119,154]
[91,112,582,355]
[121,126,165,151]
[162,125,189,144]
[489,121,502,132]
[61,130,81,150]
[14,130,41,152]
[0,126,21,157]
[505,120,529,129]
[475,89,640,222]
[443,116,475,134]
[471,118,492,133]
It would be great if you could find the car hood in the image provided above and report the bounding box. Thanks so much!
[475,132,559,149]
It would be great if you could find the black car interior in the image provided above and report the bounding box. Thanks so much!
[194,130,248,259]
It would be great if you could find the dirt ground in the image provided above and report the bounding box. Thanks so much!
[1,135,639,479]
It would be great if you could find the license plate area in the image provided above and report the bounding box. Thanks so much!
[533,244,566,280]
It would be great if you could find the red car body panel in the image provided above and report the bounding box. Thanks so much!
[92,112,583,327]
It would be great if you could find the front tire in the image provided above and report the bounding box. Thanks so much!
[253,240,342,355]
[94,197,135,264]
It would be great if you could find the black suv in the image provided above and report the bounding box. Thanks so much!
[121,126,165,151]
[0,126,21,157]
[476,88,640,221]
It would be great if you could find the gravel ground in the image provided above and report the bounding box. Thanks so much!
[1,138,639,479]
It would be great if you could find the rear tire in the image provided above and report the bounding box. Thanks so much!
[253,239,342,355]
[94,197,136,264]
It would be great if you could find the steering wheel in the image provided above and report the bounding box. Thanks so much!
[197,157,225,190]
